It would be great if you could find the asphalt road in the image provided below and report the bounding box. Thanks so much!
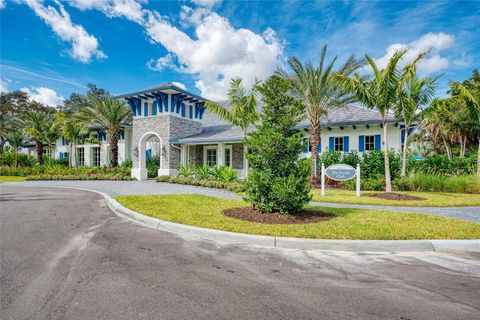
[1,186,480,320]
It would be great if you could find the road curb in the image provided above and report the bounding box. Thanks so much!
[8,185,480,253]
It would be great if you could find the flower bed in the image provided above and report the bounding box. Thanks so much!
[155,175,245,192]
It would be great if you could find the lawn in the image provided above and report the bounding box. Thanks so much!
[310,189,480,207]
[115,194,480,240]
[0,176,26,182]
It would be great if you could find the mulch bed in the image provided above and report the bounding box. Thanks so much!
[368,193,426,201]
[224,207,334,224]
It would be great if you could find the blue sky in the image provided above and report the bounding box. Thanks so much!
[1,0,479,106]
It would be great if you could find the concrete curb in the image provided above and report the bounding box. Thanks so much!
[9,185,480,253]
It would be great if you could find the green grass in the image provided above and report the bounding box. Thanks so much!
[310,189,480,207]
[115,194,480,240]
[0,176,26,182]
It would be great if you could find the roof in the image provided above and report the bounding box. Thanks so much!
[172,104,401,144]
[114,82,208,103]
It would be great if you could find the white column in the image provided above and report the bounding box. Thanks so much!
[218,143,225,166]
[181,145,188,165]
[321,163,326,196]
[84,146,92,166]
[356,163,361,197]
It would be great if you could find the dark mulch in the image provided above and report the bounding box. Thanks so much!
[224,207,334,224]
[368,193,426,201]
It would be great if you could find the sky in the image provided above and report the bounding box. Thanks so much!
[0,0,479,107]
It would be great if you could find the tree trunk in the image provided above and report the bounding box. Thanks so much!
[401,126,409,177]
[35,140,43,165]
[442,137,452,160]
[0,137,5,155]
[14,148,18,168]
[383,119,392,192]
[110,130,119,167]
[459,136,466,157]
[72,142,77,168]
[309,119,321,186]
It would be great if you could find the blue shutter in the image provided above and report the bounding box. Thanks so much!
[343,136,349,152]
[181,103,186,117]
[144,102,148,117]
[359,135,365,152]
[374,134,381,150]
[189,105,193,119]
[329,137,334,150]
[317,141,321,152]
[135,99,141,116]
[152,101,157,116]
[59,152,63,160]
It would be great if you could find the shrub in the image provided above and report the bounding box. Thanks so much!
[320,149,342,168]
[343,175,385,191]
[154,175,245,192]
[146,155,160,178]
[194,164,211,180]
[178,163,195,177]
[405,173,480,193]
[121,158,133,169]
[156,175,171,182]
[0,152,37,167]
[0,164,132,179]
[244,76,311,214]
[361,149,401,181]
[407,154,477,175]
[211,165,238,183]
[392,177,411,191]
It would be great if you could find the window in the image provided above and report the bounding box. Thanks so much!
[92,147,100,166]
[76,147,85,166]
[365,135,375,151]
[225,146,232,167]
[63,152,69,161]
[205,147,217,167]
[334,137,344,151]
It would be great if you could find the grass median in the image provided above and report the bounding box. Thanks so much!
[310,189,480,207]
[115,194,480,240]
[0,176,27,182]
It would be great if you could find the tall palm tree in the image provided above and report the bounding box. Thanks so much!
[450,78,480,175]
[21,111,52,165]
[276,45,364,184]
[57,112,87,168]
[334,49,425,192]
[205,77,260,176]
[395,75,437,176]
[77,96,132,167]
[205,77,260,137]
[6,130,28,168]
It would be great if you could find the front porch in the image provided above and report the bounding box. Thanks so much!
[178,142,247,178]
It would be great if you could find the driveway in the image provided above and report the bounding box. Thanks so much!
[1,186,480,320]
[4,180,480,223]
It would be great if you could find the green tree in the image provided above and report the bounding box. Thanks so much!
[244,76,311,214]
[450,69,480,175]
[77,96,132,167]
[57,112,87,168]
[334,49,425,192]
[423,98,456,159]
[276,45,363,185]
[21,111,53,164]
[1,91,29,154]
[44,119,62,161]
[395,75,437,176]
[6,130,28,168]
[63,83,111,113]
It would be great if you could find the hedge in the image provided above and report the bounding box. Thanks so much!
[156,175,245,193]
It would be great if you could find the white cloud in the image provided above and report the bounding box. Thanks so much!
[171,81,187,90]
[65,1,282,100]
[191,0,221,8]
[0,0,6,10]
[68,0,145,23]
[23,0,105,63]
[144,9,283,100]
[0,78,9,93]
[453,52,472,68]
[21,87,65,107]
[375,32,454,74]
[147,53,175,71]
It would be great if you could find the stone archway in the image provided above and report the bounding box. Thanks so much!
[131,131,162,181]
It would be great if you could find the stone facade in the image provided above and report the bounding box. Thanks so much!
[231,143,244,170]
[132,115,201,170]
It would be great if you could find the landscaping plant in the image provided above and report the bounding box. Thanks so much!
[244,76,311,214]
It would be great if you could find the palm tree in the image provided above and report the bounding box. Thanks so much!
[21,111,52,165]
[334,49,425,192]
[423,98,456,160]
[6,130,27,168]
[57,112,87,168]
[205,78,260,136]
[205,77,260,176]
[44,119,61,162]
[77,96,132,167]
[276,45,363,184]
[395,75,437,176]
[450,76,480,175]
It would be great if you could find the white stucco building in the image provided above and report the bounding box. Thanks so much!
[35,83,409,180]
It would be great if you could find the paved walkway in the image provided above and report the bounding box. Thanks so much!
[3,180,480,223]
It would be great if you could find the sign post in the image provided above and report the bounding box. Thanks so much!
[321,163,325,196]
[356,163,361,197]
[321,163,360,197]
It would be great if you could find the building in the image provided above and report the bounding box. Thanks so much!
[41,83,408,180]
